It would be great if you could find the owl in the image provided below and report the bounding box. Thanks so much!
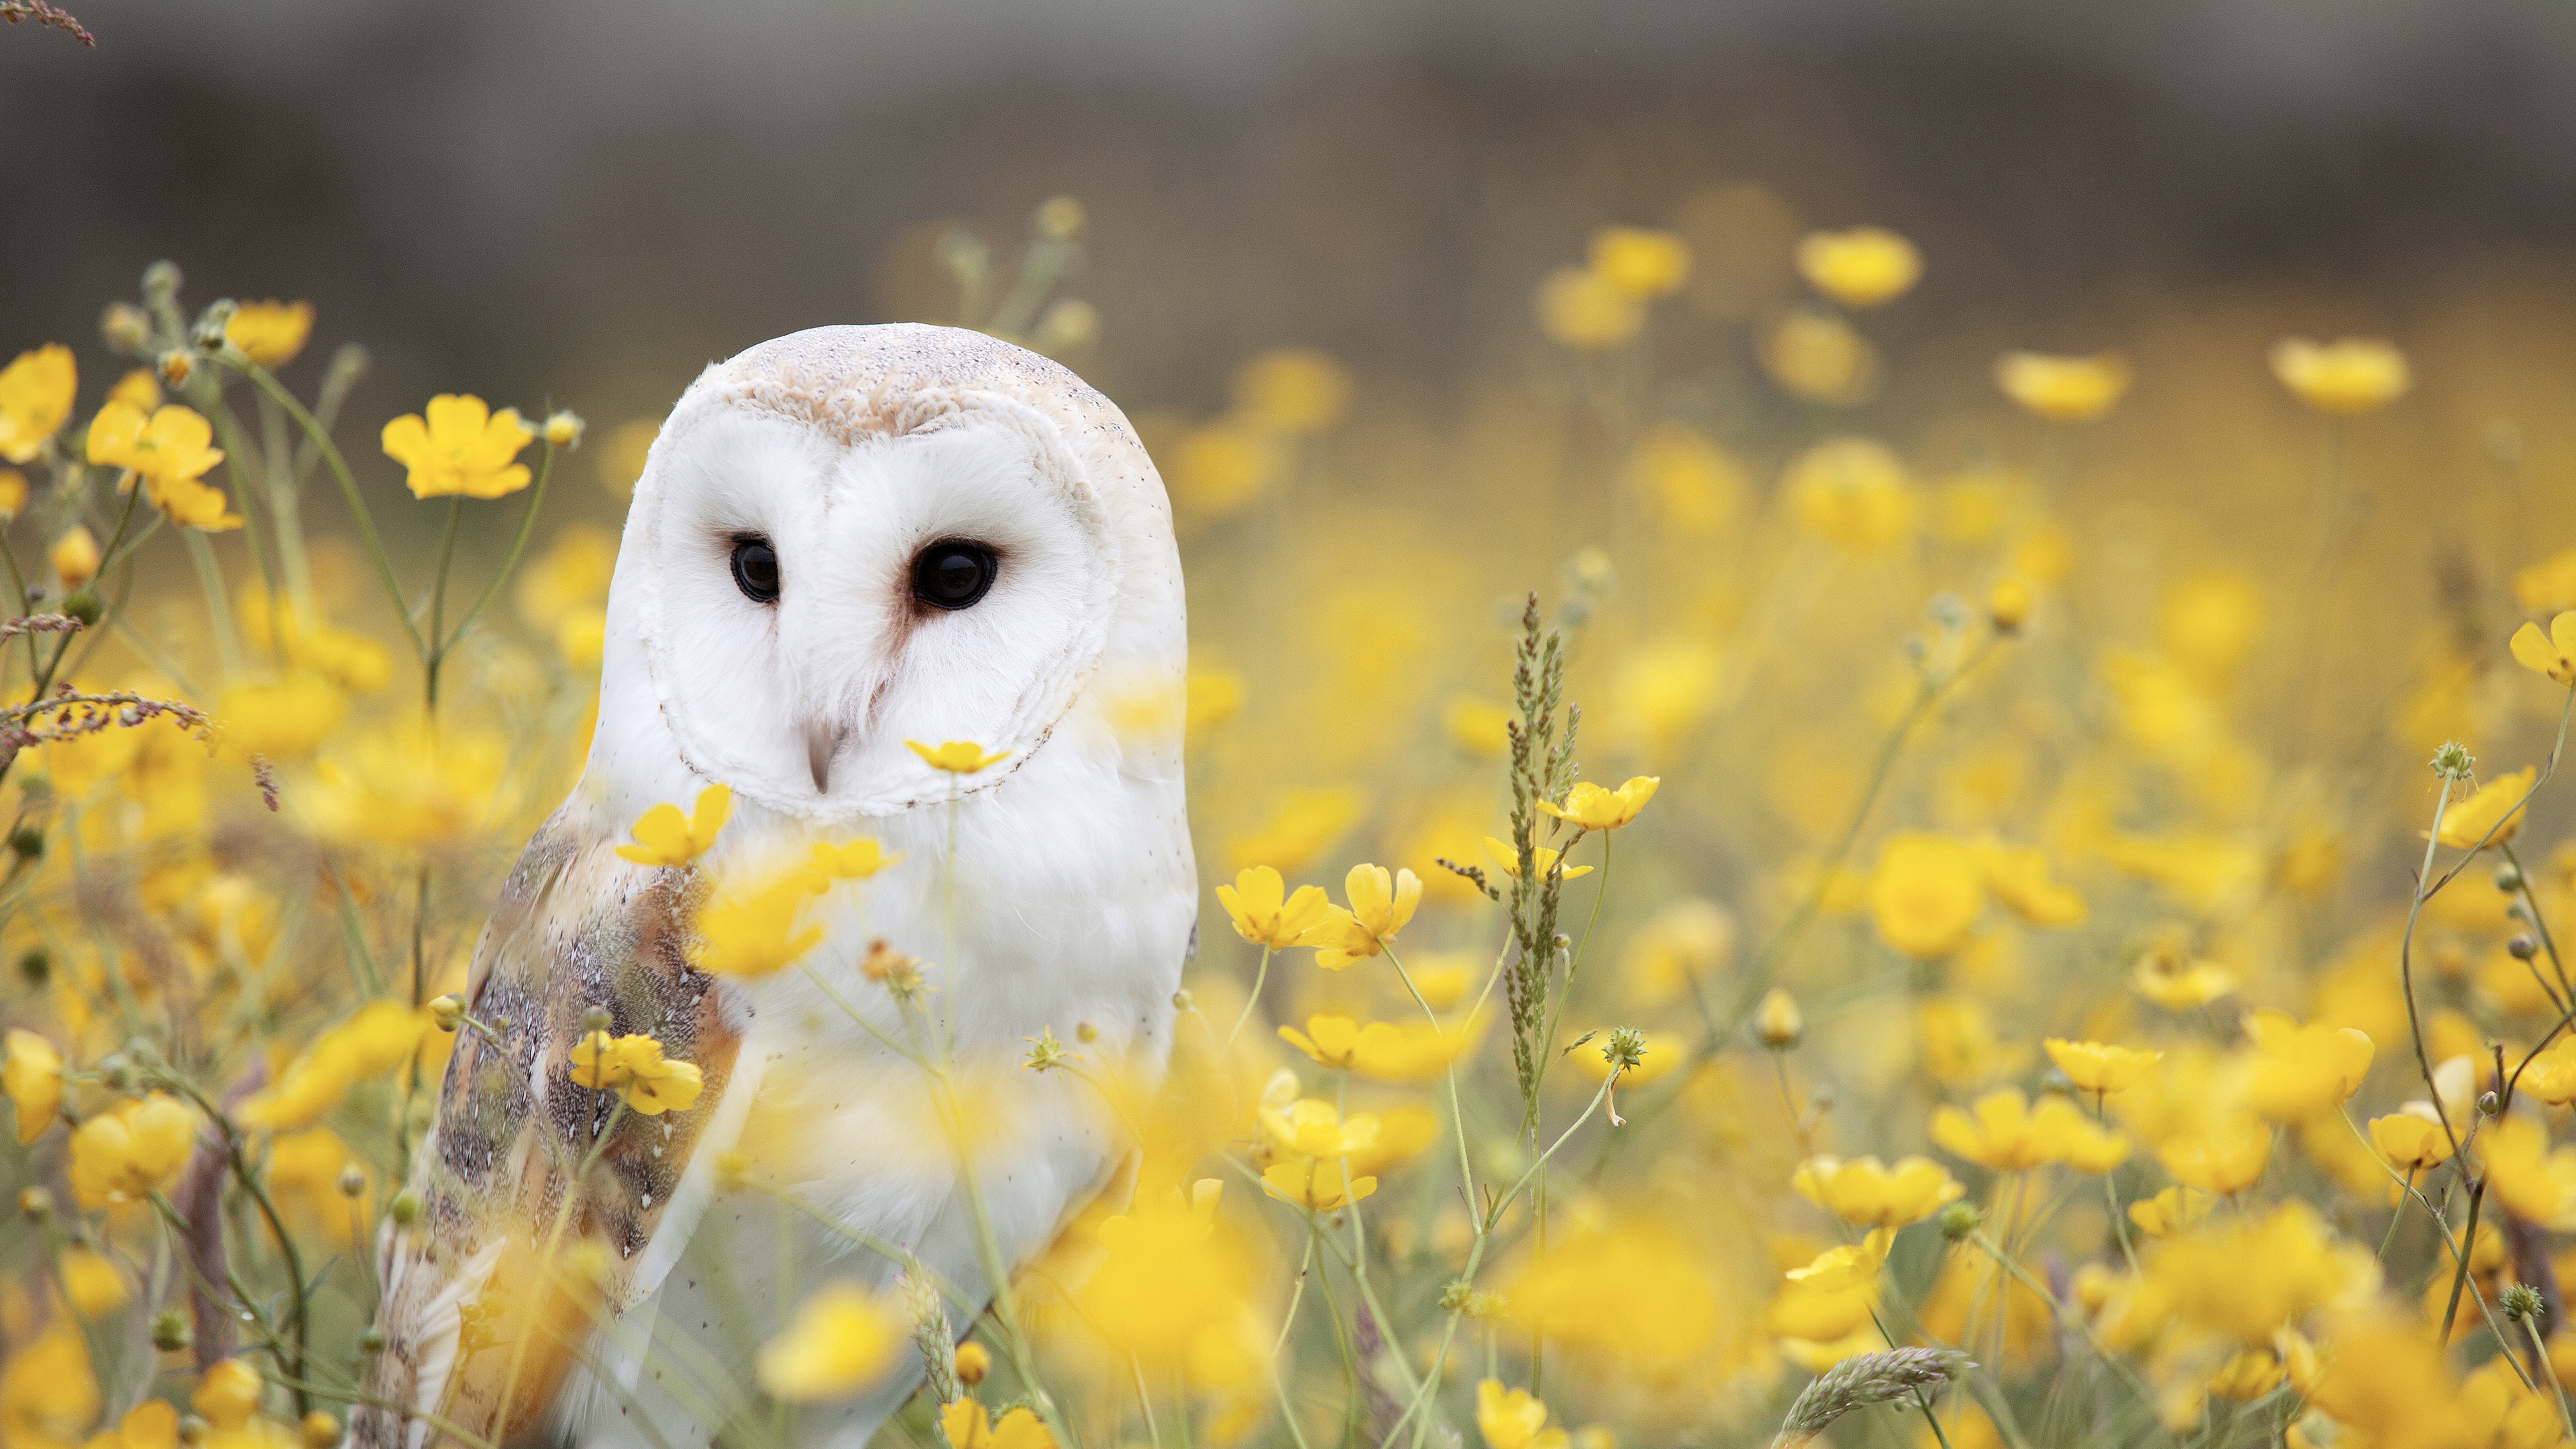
[354,325,1195,1449]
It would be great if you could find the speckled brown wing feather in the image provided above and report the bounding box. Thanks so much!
[354,807,742,1449]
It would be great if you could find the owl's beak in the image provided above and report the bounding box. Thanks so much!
[805,720,841,794]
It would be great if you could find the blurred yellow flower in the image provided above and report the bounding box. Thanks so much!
[2126,1185,2212,1238]
[217,674,347,761]
[1,1315,97,1449]
[1308,863,1421,970]
[908,739,1010,775]
[2367,1112,2454,1172]
[1994,351,2130,421]
[2241,1010,2374,1120]
[1444,695,1511,758]
[238,594,394,693]
[1621,423,1742,535]
[1261,1156,1375,1212]
[614,783,732,867]
[1224,788,1360,875]
[5,1029,62,1144]
[1977,841,2085,926]
[1589,226,1690,297]
[2133,942,2237,1010]
[193,1359,262,1429]
[2510,612,2576,685]
[1760,309,1877,405]
[1987,576,2031,631]
[514,524,619,626]
[1784,437,1913,552]
[1214,865,1332,950]
[941,1402,1055,1449]
[48,526,99,588]
[0,468,24,521]
[87,402,241,531]
[2475,1114,2576,1228]
[305,722,507,851]
[2120,1201,2372,1348]
[1482,835,1592,882]
[1476,1381,1568,1449]
[596,417,658,497]
[1790,1154,1964,1228]
[107,368,161,412]
[1169,421,1281,517]
[57,1247,123,1319]
[1230,349,1351,435]
[1535,266,1644,352]
[380,394,535,499]
[2518,1037,2576,1105]
[569,1031,703,1116]
[225,300,313,368]
[2043,1038,2160,1095]
[239,1000,431,1130]
[1080,1183,1258,1385]
[2435,766,2532,849]
[1794,227,1921,308]
[1931,1088,2126,1173]
[0,344,74,463]
[1619,898,1734,1008]
[1501,1212,1721,1368]
[1537,776,1659,830]
[802,839,898,889]
[1754,987,1803,1049]
[1765,1228,1894,1342]
[754,1283,898,1400]
[2268,337,2410,415]
[1260,1097,1378,1160]
[2155,1114,2272,1195]
[690,868,824,979]
[69,1093,195,1208]
[1868,833,1985,959]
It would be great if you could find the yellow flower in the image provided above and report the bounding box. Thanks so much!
[1988,576,2031,631]
[941,1401,1055,1449]
[1342,1106,1438,1178]
[2043,1039,2161,1095]
[689,867,824,978]
[1754,987,1804,1049]
[1536,776,1660,830]
[754,1282,899,1400]
[2240,1010,2375,1120]
[1794,227,1922,308]
[2155,1114,2272,1195]
[69,1093,197,1208]
[1444,695,1512,757]
[907,739,1010,774]
[1930,1089,2127,1173]
[0,344,75,463]
[2510,611,2576,685]
[1621,423,1742,535]
[1214,865,1333,951]
[83,1398,174,1449]
[0,468,23,521]
[380,394,535,499]
[1,1316,97,1449]
[87,402,242,531]
[2367,1112,2455,1172]
[1760,309,1878,405]
[513,524,619,625]
[802,839,899,888]
[225,301,314,368]
[4,1029,63,1144]
[2126,1185,2213,1238]
[613,783,732,867]
[1260,1098,1379,1160]
[568,1032,704,1116]
[1993,351,2131,422]
[195,1360,265,1432]
[1867,833,1985,959]
[2436,766,2534,849]
[238,1000,431,1130]
[58,1247,125,1318]
[217,675,347,761]
[1169,421,1281,517]
[304,722,506,850]
[1790,1154,1964,1228]
[1476,1381,1569,1449]
[2475,1115,2576,1228]
[1766,1228,1896,1342]
[1279,1014,1367,1070]
[1481,835,1593,883]
[1230,350,1352,435]
[1261,1157,1376,1212]
[1080,1183,1258,1383]
[2267,337,2410,415]
[1535,266,1644,352]
[2518,1037,2576,1106]
[49,527,99,588]
[1307,863,1423,971]
[1784,437,1913,552]
[1587,227,1690,298]
[1977,842,2086,926]
[2133,943,2237,1010]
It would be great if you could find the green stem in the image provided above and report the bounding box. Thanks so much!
[424,495,462,710]
[1224,945,1273,1052]
[437,442,557,671]
[184,530,245,682]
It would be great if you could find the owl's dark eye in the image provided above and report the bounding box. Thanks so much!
[730,535,780,603]
[910,539,998,610]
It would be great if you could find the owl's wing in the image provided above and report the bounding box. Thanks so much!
[357,808,745,1449]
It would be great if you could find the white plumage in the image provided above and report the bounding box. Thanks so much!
[356,324,1193,1449]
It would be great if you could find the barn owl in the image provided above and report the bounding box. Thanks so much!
[354,325,1194,1449]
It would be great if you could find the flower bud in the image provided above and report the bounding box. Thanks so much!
[2431,741,2474,778]
[1033,195,1086,239]
[101,303,152,355]
[1171,989,1192,1011]
[18,1186,52,1222]
[142,260,183,305]
[2497,862,2526,894]
[388,1189,421,1226]
[953,1341,991,1387]
[2480,1090,2502,1117]
[1075,1021,1099,1044]
[158,350,194,387]
[17,950,46,987]
[301,1411,340,1449]
[7,827,40,861]
[1988,577,2031,633]
[429,994,465,1032]
[337,1165,367,1199]
[191,299,236,351]
[1438,1280,1476,1313]
[2510,934,2540,961]
[358,1328,387,1354]
[1753,987,1803,1049]
[1938,1201,1981,1242]
[62,591,101,627]
[178,1416,208,1446]
[150,1308,193,1351]
[542,411,586,448]
[99,1054,133,1092]
[2503,1283,2544,1322]
[581,1006,612,1034]
[49,527,100,589]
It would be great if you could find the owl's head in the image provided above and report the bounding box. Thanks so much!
[598,324,1183,822]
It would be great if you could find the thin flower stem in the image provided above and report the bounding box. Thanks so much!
[424,494,462,708]
[1966,1231,2163,1421]
[184,529,246,682]
[2526,1317,2576,1442]
[2504,840,2574,1004]
[438,442,557,667]
[1224,945,1274,1052]
[2377,1168,2414,1263]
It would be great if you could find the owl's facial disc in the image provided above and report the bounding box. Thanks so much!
[637,394,1118,819]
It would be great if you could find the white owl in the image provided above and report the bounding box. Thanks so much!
[354,325,1194,1449]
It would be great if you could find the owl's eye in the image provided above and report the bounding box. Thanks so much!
[730,536,781,603]
[911,539,998,610]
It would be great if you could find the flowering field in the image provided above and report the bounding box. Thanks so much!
[4,179,2576,1449]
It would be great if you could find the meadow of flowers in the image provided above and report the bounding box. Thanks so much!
[3,189,2576,1449]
